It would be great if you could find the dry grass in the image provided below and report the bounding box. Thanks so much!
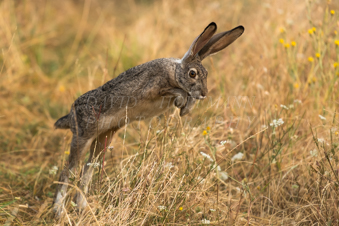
[1,0,339,225]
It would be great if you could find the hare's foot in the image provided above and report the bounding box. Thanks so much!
[75,192,88,210]
[180,96,196,117]
[53,192,65,218]
[160,88,188,108]
[174,95,187,108]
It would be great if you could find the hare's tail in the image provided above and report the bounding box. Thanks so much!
[54,114,70,129]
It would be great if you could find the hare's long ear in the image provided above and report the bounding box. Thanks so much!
[198,25,244,61]
[181,22,217,64]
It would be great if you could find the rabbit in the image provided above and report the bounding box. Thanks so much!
[53,22,244,217]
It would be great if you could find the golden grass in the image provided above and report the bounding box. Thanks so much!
[1,0,339,225]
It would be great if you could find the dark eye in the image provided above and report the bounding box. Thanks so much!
[189,70,197,78]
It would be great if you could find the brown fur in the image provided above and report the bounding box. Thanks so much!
[53,22,244,216]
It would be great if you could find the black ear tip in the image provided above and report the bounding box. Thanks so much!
[208,22,217,30]
[237,25,245,33]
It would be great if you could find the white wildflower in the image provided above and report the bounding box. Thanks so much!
[280,104,289,110]
[164,162,174,169]
[310,149,318,157]
[216,165,221,171]
[220,140,236,148]
[231,152,244,162]
[87,162,101,168]
[201,219,211,224]
[210,209,216,212]
[270,118,284,128]
[219,171,229,180]
[317,138,325,143]
[220,140,232,145]
[49,166,58,175]
[263,67,268,73]
[158,206,166,211]
[319,115,326,120]
[294,99,302,104]
[288,104,294,109]
[317,138,329,146]
[271,158,276,164]
[200,152,214,162]
[261,124,268,129]
[290,135,298,140]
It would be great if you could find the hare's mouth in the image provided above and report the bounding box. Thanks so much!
[188,92,206,100]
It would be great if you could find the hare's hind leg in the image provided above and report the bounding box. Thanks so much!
[75,129,116,209]
[53,135,92,217]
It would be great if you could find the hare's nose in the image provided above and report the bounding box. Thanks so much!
[201,89,208,98]
[198,95,206,99]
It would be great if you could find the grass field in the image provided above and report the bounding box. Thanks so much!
[1,0,339,225]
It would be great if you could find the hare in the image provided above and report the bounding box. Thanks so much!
[53,22,244,216]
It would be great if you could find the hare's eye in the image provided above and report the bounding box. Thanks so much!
[189,69,197,78]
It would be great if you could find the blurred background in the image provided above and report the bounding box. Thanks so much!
[1,0,339,224]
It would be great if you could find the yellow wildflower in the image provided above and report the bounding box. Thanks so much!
[294,82,300,89]
[284,43,290,48]
[333,62,338,68]
[335,40,339,46]
[59,85,65,93]
[308,29,313,35]
[308,57,314,62]
[312,77,317,83]
[291,41,296,47]
[335,131,339,136]
[280,27,285,33]
[312,27,316,32]
[335,31,338,35]
[179,207,183,211]
[65,150,70,155]
[279,38,284,44]
[206,126,211,131]
[315,53,320,58]
[331,10,335,15]
[203,130,207,136]
[256,186,261,190]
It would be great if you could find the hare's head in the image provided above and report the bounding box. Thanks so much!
[175,22,244,100]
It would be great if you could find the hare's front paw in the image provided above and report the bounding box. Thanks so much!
[174,95,187,108]
[180,96,196,117]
